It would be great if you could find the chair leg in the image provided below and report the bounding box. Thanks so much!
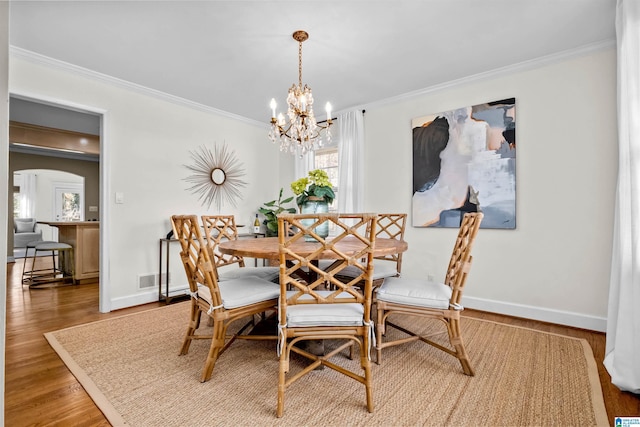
[276,346,288,417]
[21,251,29,280]
[179,303,200,355]
[194,310,202,330]
[375,307,385,364]
[50,250,57,276]
[447,318,474,376]
[22,251,36,285]
[361,334,374,413]
[200,319,224,382]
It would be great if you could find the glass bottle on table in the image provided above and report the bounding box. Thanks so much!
[253,214,261,234]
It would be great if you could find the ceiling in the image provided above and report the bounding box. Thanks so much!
[9,1,616,125]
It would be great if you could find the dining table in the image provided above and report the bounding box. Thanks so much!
[218,235,408,283]
[218,235,408,263]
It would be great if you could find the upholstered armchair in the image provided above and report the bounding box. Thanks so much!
[14,218,43,248]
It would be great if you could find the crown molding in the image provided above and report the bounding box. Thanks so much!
[358,38,616,113]
[12,39,615,126]
[9,46,266,129]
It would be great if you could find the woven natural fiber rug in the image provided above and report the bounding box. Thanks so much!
[45,302,608,426]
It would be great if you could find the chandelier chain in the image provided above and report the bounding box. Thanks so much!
[298,39,303,88]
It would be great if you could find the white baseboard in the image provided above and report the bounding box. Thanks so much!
[109,291,162,311]
[109,288,190,311]
[462,296,607,333]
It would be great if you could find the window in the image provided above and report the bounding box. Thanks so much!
[53,183,84,221]
[314,146,339,212]
[59,191,82,221]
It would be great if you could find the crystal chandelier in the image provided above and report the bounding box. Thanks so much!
[268,30,332,156]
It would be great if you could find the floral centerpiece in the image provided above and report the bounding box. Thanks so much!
[290,169,336,208]
[291,169,335,240]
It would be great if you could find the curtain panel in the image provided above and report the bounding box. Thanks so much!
[605,0,640,393]
[337,110,364,213]
[19,172,37,218]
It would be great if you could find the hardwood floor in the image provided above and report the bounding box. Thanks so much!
[5,257,162,426]
[5,257,640,426]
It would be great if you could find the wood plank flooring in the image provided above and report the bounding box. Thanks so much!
[5,257,640,426]
[5,257,163,426]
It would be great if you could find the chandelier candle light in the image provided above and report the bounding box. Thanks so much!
[269,30,333,156]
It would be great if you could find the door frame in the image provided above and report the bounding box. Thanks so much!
[10,92,111,312]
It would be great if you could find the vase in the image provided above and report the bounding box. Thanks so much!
[300,197,329,242]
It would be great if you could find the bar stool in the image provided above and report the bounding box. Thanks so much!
[21,240,52,284]
[26,242,75,287]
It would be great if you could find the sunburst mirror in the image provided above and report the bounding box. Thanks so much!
[184,143,247,211]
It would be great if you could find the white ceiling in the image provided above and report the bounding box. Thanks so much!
[9,0,616,124]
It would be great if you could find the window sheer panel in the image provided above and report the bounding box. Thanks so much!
[604,0,640,394]
[338,110,365,213]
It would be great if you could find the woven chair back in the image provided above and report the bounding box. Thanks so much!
[445,212,484,307]
[201,215,246,270]
[374,213,407,272]
[277,213,378,316]
[171,215,222,308]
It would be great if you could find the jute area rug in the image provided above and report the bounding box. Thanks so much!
[45,302,608,426]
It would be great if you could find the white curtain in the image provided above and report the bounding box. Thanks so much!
[19,172,37,218]
[294,151,314,184]
[604,0,640,393]
[337,110,364,213]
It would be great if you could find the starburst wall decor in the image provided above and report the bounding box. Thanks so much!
[184,143,247,211]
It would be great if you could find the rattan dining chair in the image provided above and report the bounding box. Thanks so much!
[276,212,378,417]
[171,215,279,382]
[375,212,483,375]
[201,214,280,283]
[333,213,407,287]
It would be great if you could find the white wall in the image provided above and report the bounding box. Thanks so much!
[364,48,617,331]
[10,54,295,310]
[9,46,616,331]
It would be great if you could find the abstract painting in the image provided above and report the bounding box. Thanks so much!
[412,98,516,229]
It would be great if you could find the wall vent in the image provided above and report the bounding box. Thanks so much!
[138,273,169,290]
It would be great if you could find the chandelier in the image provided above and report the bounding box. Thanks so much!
[268,30,332,156]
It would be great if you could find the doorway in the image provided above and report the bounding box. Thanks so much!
[8,94,108,311]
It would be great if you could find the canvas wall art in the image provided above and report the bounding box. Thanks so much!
[412,98,516,229]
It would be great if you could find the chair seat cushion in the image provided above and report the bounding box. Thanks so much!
[219,266,279,283]
[336,261,399,280]
[285,291,363,327]
[197,276,279,309]
[287,304,364,327]
[376,277,452,309]
[35,242,73,250]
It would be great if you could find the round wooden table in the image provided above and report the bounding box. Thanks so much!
[218,236,408,260]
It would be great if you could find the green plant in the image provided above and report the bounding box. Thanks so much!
[290,169,336,206]
[258,188,297,236]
